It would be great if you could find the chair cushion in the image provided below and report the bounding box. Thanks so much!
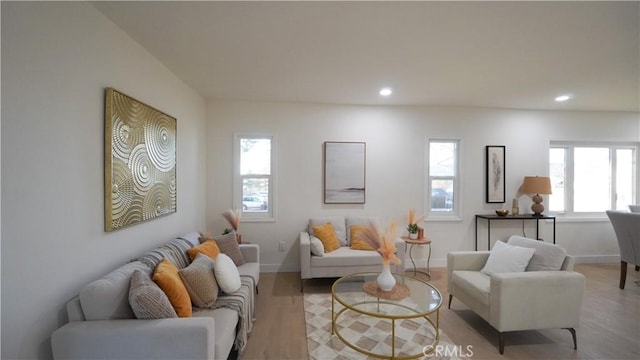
[507,235,567,271]
[310,247,382,267]
[309,216,346,246]
[346,216,379,244]
[452,270,491,306]
[480,241,535,275]
[312,222,341,253]
[309,236,325,256]
[350,225,375,250]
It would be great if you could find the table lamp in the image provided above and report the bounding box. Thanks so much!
[521,176,552,216]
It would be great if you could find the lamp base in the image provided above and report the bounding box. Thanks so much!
[531,194,544,215]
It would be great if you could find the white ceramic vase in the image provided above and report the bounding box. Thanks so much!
[377,265,396,291]
[409,232,418,240]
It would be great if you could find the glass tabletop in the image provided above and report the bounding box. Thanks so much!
[332,272,442,318]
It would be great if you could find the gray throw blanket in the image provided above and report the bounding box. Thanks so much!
[208,275,256,353]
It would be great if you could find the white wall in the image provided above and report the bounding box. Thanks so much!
[1,3,207,359]
[206,101,639,271]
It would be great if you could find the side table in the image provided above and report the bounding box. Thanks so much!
[402,236,432,280]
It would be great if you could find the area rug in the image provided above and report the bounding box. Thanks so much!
[304,292,459,360]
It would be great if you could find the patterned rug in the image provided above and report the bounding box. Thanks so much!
[304,292,459,360]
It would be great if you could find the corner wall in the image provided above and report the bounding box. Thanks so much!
[206,100,639,271]
[1,3,207,359]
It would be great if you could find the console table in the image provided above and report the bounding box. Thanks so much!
[475,214,556,250]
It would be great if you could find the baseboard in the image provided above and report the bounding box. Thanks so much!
[573,255,620,264]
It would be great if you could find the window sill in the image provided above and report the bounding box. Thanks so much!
[425,215,462,222]
[553,215,609,223]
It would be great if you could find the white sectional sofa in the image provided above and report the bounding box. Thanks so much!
[51,231,260,360]
[299,216,406,289]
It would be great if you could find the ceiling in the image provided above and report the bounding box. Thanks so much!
[93,1,639,112]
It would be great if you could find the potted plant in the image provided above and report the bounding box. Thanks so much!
[407,223,420,239]
[407,208,425,240]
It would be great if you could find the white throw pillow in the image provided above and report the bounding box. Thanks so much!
[309,236,325,257]
[213,253,241,293]
[481,241,535,276]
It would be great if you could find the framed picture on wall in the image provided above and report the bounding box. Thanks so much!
[104,88,177,231]
[486,145,505,203]
[324,141,366,204]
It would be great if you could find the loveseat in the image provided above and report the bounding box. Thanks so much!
[447,235,585,354]
[300,216,406,290]
[51,231,260,360]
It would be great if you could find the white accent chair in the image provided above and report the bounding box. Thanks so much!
[606,210,640,289]
[447,236,585,354]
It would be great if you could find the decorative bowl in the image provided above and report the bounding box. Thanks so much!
[495,209,509,216]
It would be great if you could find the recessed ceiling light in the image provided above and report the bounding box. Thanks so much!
[379,87,392,97]
[555,94,572,102]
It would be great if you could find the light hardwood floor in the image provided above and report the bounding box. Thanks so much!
[240,263,639,360]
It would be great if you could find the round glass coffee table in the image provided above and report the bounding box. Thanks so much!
[331,272,442,359]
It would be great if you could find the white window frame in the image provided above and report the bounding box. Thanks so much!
[233,132,277,222]
[550,141,638,218]
[425,139,462,221]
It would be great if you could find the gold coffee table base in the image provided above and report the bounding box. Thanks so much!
[331,272,442,359]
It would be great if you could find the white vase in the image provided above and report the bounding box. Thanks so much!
[377,265,396,291]
[409,232,418,240]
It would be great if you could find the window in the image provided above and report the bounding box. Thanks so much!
[426,140,460,219]
[549,142,637,215]
[234,133,276,221]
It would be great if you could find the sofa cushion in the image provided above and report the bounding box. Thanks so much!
[310,247,383,268]
[153,258,192,317]
[187,240,221,262]
[215,232,246,266]
[313,222,341,253]
[193,308,239,360]
[346,216,379,244]
[452,270,491,306]
[309,216,347,246]
[507,235,567,271]
[137,238,194,270]
[480,241,535,275]
[179,254,219,308]
[79,261,150,320]
[309,236,325,256]
[214,253,242,294]
[129,269,178,319]
[350,225,375,250]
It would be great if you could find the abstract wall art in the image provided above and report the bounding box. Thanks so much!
[485,145,505,203]
[104,88,177,231]
[324,141,366,204]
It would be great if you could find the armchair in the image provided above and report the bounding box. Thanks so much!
[447,236,585,354]
[605,210,640,289]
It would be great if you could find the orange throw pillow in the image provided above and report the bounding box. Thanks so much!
[313,222,340,253]
[187,240,220,261]
[350,225,375,250]
[152,258,192,317]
